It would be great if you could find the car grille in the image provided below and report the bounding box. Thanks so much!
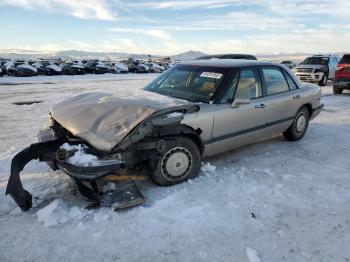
[296,68,314,73]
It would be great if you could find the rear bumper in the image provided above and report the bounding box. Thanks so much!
[311,104,324,120]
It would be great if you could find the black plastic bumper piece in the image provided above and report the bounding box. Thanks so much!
[6,138,124,211]
[6,139,65,211]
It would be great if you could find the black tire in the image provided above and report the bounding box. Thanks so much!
[319,73,328,86]
[150,136,201,186]
[333,85,343,94]
[283,107,310,141]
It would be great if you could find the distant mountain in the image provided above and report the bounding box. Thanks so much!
[54,50,162,60]
[0,48,345,62]
[0,49,207,61]
[170,50,207,61]
[0,49,162,60]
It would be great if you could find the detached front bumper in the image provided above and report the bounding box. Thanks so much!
[6,128,122,211]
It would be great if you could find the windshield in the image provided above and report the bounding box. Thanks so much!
[301,57,328,65]
[144,65,229,103]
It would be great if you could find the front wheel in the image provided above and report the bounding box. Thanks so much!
[333,86,343,94]
[283,107,310,141]
[150,136,201,186]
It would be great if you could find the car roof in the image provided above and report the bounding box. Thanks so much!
[182,59,281,68]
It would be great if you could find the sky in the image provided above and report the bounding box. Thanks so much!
[0,0,350,55]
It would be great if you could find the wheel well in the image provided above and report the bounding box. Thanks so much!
[181,133,204,155]
[302,104,313,116]
[154,124,204,155]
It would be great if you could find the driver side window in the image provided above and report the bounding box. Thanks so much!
[235,69,262,99]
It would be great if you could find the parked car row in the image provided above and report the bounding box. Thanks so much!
[0,58,172,77]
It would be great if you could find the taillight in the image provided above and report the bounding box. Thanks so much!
[336,65,342,71]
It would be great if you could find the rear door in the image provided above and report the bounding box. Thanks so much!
[256,66,302,135]
[209,67,268,156]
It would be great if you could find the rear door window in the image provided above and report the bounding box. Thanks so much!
[262,67,290,95]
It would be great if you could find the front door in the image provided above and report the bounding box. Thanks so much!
[209,67,268,156]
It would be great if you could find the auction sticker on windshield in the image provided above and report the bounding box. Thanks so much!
[200,72,223,79]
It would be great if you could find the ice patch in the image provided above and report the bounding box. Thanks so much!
[36,199,87,227]
[201,162,216,173]
[246,247,261,262]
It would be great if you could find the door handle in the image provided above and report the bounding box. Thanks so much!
[293,95,302,99]
[255,104,266,109]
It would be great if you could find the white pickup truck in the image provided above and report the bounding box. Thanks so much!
[293,55,338,86]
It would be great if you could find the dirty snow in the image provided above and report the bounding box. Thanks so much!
[36,199,87,227]
[0,73,350,262]
[60,143,99,167]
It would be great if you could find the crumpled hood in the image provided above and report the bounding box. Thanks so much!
[50,91,190,152]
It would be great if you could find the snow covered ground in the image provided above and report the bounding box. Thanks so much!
[0,73,349,262]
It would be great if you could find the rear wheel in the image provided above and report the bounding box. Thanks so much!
[150,136,201,186]
[283,107,310,141]
[333,85,343,94]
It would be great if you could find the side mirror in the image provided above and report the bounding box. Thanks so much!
[231,98,251,108]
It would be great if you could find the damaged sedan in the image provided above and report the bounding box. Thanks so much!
[6,60,323,211]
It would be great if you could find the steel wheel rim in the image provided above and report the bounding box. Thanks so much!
[161,147,192,180]
[296,113,306,133]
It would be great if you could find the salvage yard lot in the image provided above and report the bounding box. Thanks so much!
[0,74,349,262]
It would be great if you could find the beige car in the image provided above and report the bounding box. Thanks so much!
[7,60,323,211]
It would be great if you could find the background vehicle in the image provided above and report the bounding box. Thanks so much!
[0,60,10,74]
[136,63,150,73]
[95,62,114,74]
[61,62,85,75]
[281,60,297,69]
[33,61,62,75]
[43,62,62,75]
[293,55,338,86]
[196,54,257,60]
[0,67,3,77]
[7,60,323,211]
[333,54,350,94]
[112,62,128,73]
[146,62,165,73]
[83,60,100,74]
[6,61,37,77]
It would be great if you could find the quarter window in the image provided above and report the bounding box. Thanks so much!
[235,69,262,99]
[262,68,289,95]
[284,71,298,90]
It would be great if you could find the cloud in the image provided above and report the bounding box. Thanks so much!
[0,0,117,20]
[128,0,241,10]
[109,27,171,40]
